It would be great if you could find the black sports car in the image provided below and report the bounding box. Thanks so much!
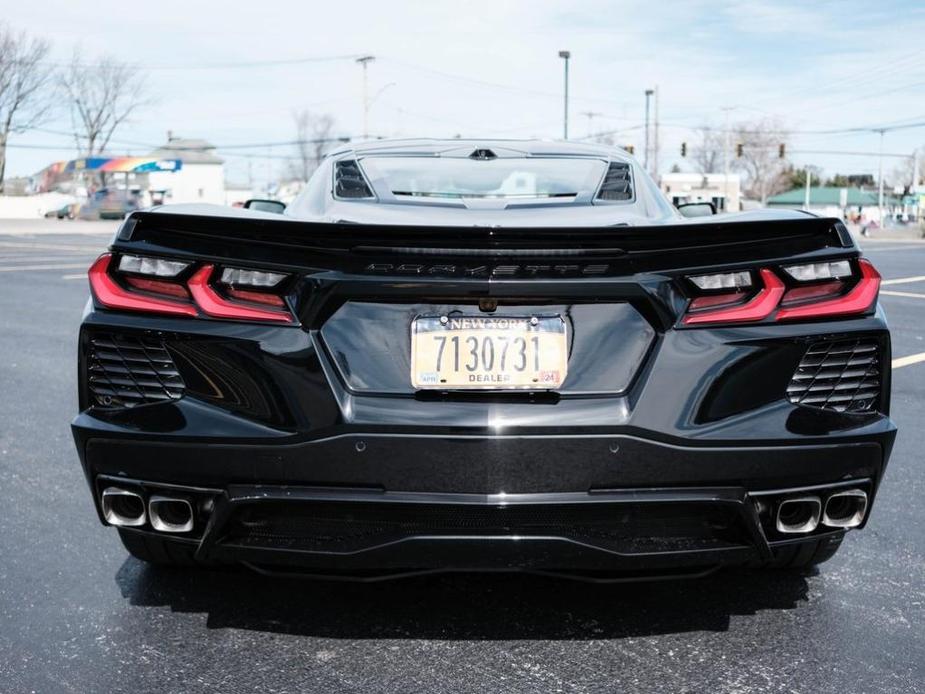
[72,140,895,581]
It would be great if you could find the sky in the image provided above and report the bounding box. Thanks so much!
[3,0,925,188]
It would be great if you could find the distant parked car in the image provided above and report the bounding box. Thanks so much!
[78,189,140,220]
[44,203,75,220]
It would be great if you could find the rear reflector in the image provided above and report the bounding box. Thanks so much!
[683,269,784,325]
[188,265,292,322]
[89,254,197,317]
[226,287,286,307]
[124,276,191,299]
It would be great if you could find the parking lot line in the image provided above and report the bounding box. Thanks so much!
[893,351,925,369]
[882,275,925,286]
[0,262,91,272]
[61,273,87,280]
[881,290,925,299]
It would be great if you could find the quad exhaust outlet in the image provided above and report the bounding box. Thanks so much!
[775,496,822,534]
[823,489,868,528]
[101,487,147,527]
[148,495,194,533]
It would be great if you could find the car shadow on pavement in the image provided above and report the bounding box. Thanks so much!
[115,560,813,640]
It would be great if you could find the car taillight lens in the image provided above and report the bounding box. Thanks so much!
[682,259,880,325]
[777,259,880,321]
[188,265,292,322]
[89,254,197,317]
[683,269,784,325]
[88,253,294,323]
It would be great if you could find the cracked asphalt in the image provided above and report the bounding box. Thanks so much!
[0,224,922,693]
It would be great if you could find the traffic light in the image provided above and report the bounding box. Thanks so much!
[735,143,744,158]
[778,143,786,159]
[680,142,687,157]
[625,144,635,154]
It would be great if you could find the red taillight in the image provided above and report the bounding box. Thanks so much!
[777,259,881,321]
[88,254,294,323]
[226,287,286,307]
[187,265,292,323]
[683,269,785,325]
[682,260,880,326]
[124,276,191,299]
[88,254,197,317]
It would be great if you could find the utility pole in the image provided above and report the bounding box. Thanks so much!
[581,111,602,139]
[876,128,885,228]
[558,51,571,139]
[356,55,375,141]
[804,164,811,211]
[653,85,660,178]
[721,106,734,212]
[644,89,654,172]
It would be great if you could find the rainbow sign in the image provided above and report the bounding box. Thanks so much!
[64,157,183,173]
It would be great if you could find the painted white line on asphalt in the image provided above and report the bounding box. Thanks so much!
[0,241,106,252]
[863,245,925,253]
[881,290,925,299]
[882,275,925,286]
[893,352,925,369]
[61,273,87,280]
[0,263,90,272]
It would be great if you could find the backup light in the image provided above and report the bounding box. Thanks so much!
[220,268,286,287]
[119,254,189,278]
[782,261,851,282]
[688,271,752,291]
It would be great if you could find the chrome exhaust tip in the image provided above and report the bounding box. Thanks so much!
[101,487,146,527]
[148,495,194,533]
[776,496,822,534]
[823,489,868,528]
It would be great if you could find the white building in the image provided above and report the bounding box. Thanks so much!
[146,135,225,205]
[659,172,741,213]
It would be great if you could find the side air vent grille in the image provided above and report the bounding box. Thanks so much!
[88,334,185,408]
[787,338,881,413]
[334,160,374,199]
[596,162,633,201]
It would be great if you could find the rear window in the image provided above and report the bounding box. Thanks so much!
[360,157,607,199]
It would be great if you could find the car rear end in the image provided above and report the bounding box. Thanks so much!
[71,210,895,580]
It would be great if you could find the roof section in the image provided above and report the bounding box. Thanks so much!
[328,138,632,161]
[148,136,223,165]
[767,186,898,206]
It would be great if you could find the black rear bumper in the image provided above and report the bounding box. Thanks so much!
[75,422,893,577]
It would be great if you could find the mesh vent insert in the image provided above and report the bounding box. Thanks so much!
[334,160,374,199]
[88,334,185,408]
[787,338,880,413]
[596,162,633,201]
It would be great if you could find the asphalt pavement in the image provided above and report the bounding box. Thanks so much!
[0,222,923,694]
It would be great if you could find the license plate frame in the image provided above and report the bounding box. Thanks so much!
[410,314,568,390]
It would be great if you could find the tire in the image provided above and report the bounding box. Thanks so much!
[762,534,844,570]
[117,529,202,567]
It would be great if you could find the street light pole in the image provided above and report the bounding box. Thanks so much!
[644,89,654,172]
[356,55,375,140]
[876,128,885,228]
[558,51,571,140]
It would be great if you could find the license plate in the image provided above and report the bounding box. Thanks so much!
[411,315,568,390]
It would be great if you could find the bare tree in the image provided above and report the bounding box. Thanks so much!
[0,24,54,192]
[290,110,336,182]
[890,152,924,194]
[692,125,723,174]
[60,49,149,157]
[731,119,790,204]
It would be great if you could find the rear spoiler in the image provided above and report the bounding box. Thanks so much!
[112,211,856,275]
